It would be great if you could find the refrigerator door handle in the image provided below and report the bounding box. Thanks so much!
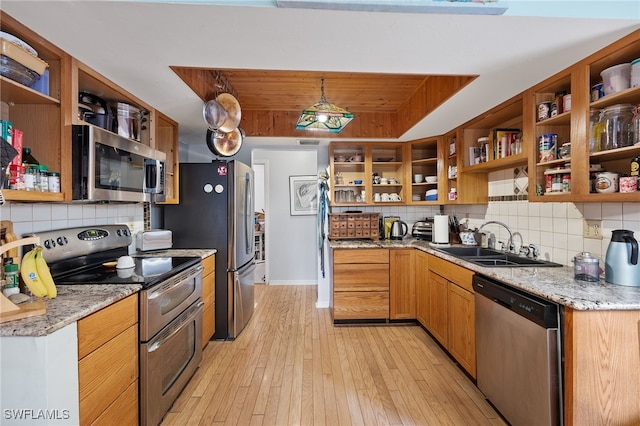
[245,172,252,255]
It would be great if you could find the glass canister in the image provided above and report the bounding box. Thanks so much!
[598,103,635,150]
[573,252,601,282]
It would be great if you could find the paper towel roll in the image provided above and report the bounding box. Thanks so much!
[433,215,449,244]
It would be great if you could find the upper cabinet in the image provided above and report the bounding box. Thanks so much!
[0,11,69,202]
[529,29,640,203]
[1,12,179,203]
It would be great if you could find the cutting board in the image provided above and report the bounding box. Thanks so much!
[0,294,46,323]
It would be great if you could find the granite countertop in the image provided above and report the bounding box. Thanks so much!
[330,238,640,311]
[0,248,216,337]
[0,285,141,337]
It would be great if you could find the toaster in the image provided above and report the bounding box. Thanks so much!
[136,229,172,251]
[412,219,433,241]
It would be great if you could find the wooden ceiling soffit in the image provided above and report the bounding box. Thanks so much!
[396,75,477,135]
[171,66,476,138]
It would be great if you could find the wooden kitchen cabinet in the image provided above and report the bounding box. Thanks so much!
[332,248,390,320]
[154,111,180,204]
[0,11,69,202]
[201,253,215,347]
[415,250,430,327]
[389,249,416,320]
[564,308,640,425]
[77,293,139,426]
[1,12,180,204]
[447,281,476,378]
[408,137,445,204]
[527,29,640,203]
[426,254,476,378]
[427,270,449,345]
[329,142,409,206]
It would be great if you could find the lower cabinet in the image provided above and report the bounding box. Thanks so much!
[426,254,476,378]
[202,254,215,348]
[390,249,416,320]
[77,294,139,426]
[332,248,389,320]
[415,250,430,326]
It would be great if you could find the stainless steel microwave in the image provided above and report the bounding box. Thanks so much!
[72,125,166,202]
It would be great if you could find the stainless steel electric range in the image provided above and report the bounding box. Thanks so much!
[28,225,204,426]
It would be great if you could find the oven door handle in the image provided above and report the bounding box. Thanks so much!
[148,264,203,300]
[148,300,204,353]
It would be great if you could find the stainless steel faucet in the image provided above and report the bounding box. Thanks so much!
[479,221,514,253]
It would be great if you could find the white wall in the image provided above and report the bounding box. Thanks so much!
[252,149,318,285]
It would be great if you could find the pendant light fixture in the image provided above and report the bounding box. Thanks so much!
[295,78,354,132]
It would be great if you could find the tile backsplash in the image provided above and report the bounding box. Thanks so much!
[0,202,145,253]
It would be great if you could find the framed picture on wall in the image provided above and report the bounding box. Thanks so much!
[289,175,317,216]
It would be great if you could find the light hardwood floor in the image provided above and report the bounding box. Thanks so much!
[161,285,506,426]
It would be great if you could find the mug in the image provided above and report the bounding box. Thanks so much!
[390,193,401,201]
[414,174,423,183]
[380,177,389,184]
[381,193,390,202]
[335,155,346,162]
[374,193,381,202]
[349,154,363,162]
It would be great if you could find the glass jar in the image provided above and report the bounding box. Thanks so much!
[37,165,49,192]
[48,172,61,193]
[598,103,635,150]
[23,166,36,191]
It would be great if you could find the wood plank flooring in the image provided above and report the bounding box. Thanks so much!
[161,285,506,426]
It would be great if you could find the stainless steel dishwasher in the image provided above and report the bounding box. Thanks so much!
[473,274,562,426]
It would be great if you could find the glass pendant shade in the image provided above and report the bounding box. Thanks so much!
[295,79,354,132]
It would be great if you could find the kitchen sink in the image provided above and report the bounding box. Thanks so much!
[435,247,563,268]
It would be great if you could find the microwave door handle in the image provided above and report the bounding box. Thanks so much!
[146,161,157,189]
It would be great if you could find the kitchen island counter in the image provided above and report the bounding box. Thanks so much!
[330,238,640,311]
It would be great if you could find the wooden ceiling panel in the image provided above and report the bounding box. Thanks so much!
[171,66,476,138]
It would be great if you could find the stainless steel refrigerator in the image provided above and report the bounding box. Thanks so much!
[163,160,255,340]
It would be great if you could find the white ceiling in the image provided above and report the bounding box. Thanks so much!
[2,1,639,149]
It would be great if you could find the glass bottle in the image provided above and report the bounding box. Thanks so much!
[589,109,603,152]
[598,103,635,150]
[632,104,640,146]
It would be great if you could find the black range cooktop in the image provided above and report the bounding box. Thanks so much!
[53,256,200,289]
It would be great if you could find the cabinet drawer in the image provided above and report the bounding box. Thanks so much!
[89,380,138,426]
[202,254,215,278]
[202,305,215,347]
[428,255,474,292]
[334,263,390,291]
[78,294,138,359]
[333,291,389,320]
[79,324,138,426]
[334,248,389,264]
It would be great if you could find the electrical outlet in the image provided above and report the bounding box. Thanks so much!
[583,219,603,240]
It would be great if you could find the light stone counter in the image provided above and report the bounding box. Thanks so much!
[0,284,141,337]
[0,249,216,337]
[330,238,640,311]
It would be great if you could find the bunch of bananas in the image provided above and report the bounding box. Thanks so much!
[20,246,57,299]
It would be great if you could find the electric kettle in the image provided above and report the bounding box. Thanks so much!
[390,220,408,240]
[605,229,640,287]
